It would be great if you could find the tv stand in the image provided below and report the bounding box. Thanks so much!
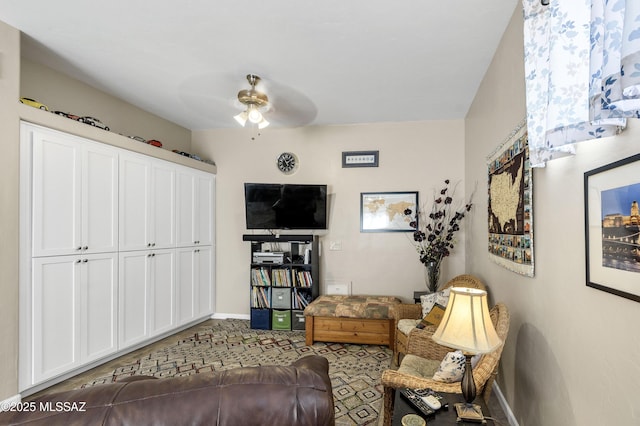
[242,234,315,243]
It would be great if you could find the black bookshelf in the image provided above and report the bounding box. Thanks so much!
[243,234,319,330]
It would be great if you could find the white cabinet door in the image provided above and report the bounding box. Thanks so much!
[31,126,118,257]
[120,153,176,251]
[176,247,195,325]
[119,249,175,346]
[195,246,214,317]
[119,155,151,251]
[32,130,82,257]
[150,163,176,249]
[118,251,149,348]
[31,252,118,385]
[176,168,214,247]
[195,173,214,247]
[81,252,118,362]
[82,147,118,254]
[32,256,79,383]
[148,249,176,336]
[176,246,213,324]
[176,170,196,247]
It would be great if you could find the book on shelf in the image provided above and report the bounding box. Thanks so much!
[251,286,270,308]
[295,271,312,287]
[272,268,292,287]
[292,288,313,309]
[251,268,271,286]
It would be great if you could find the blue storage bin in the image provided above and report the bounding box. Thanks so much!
[250,308,271,330]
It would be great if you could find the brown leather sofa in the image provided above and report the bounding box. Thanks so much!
[0,355,334,426]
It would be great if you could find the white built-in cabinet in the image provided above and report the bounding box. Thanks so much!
[31,252,117,384]
[31,127,118,257]
[118,249,176,348]
[119,153,176,251]
[19,122,215,392]
[176,245,213,325]
[176,167,214,247]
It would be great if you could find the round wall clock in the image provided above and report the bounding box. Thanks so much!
[277,152,298,174]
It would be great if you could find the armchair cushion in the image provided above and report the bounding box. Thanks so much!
[420,289,450,317]
[416,303,446,328]
[397,352,482,385]
[397,354,441,378]
[432,350,481,383]
[398,319,421,335]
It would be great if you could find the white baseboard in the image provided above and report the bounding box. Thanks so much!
[493,383,519,426]
[1,394,21,412]
[212,312,250,320]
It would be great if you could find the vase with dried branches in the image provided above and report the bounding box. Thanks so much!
[404,180,473,292]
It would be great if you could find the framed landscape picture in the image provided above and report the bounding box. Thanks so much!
[360,191,418,232]
[584,153,640,303]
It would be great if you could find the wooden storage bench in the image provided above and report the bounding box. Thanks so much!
[303,295,401,348]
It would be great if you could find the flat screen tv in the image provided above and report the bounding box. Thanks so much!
[244,183,328,230]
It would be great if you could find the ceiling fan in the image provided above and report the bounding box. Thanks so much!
[178,71,318,129]
[233,74,270,129]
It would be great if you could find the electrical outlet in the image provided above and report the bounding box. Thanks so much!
[325,281,351,295]
[329,240,342,251]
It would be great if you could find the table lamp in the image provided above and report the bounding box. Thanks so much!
[432,287,502,423]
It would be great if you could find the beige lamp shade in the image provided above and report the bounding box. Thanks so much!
[432,287,501,354]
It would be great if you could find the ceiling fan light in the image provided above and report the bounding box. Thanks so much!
[234,74,273,129]
[234,111,248,126]
[247,106,263,124]
[258,117,270,129]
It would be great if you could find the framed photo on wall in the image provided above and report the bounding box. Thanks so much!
[584,153,640,303]
[360,191,418,232]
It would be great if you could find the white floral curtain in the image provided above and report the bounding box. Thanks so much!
[523,0,640,167]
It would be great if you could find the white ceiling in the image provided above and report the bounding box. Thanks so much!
[0,0,519,130]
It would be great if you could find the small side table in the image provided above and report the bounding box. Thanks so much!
[391,390,494,425]
[413,291,430,303]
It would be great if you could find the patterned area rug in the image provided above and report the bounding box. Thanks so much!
[80,319,392,425]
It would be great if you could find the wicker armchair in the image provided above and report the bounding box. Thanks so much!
[381,302,510,426]
[392,274,486,365]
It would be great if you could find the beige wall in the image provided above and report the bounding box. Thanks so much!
[20,59,192,154]
[466,6,640,425]
[0,20,21,402]
[192,121,469,316]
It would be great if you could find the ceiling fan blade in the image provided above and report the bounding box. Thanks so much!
[262,79,317,127]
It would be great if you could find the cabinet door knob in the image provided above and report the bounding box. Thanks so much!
[76,259,82,263]
[77,246,82,251]
[152,253,155,257]
[83,259,88,263]
[152,243,156,247]
[147,243,152,247]
[83,246,88,250]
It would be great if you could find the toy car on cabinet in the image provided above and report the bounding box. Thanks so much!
[78,116,110,131]
[20,97,49,111]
